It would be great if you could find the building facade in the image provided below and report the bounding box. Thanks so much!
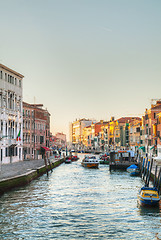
[0,64,24,164]
[71,118,94,150]
[143,101,161,150]
[23,102,50,160]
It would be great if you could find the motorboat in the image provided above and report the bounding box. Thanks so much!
[65,157,72,164]
[72,154,79,161]
[127,164,140,176]
[81,155,99,168]
[137,186,160,207]
[99,153,109,164]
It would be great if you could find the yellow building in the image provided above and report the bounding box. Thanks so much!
[108,117,116,145]
[129,119,142,147]
[71,118,93,149]
[82,125,92,148]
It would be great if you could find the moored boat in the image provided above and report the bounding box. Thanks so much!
[137,186,160,207]
[127,164,140,176]
[81,155,99,168]
[65,157,72,164]
[99,153,109,164]
[72,154,79,161]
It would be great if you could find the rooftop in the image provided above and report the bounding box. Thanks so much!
[0,63,24,78]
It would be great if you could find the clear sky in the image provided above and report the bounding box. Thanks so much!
[0,0,161,139]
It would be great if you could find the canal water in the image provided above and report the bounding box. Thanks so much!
[0,154,161,240]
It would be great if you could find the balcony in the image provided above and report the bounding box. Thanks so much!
[8,139,17,147]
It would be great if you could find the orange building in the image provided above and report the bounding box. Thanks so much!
[144,101,161,148]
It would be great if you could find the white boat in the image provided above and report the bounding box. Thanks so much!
[81,155,99,168]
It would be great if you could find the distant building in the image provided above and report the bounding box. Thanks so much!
[82,125,92,149]
[0,64,24,164]
[71,118,95,150]
[49,132,66,150]
[56,132,66,143]
[129,119,142,148]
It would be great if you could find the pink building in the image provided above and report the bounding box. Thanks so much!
[23,102,50,160]
[56,132,66,144]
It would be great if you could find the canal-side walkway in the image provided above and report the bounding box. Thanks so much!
[0,156,64,195]
[0,159,45,180]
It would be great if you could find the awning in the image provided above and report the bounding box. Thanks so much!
[150,145,154,150]
[9,144,17,148]
[138,146,145,152]
[41,147,51,151]
[154,156,161,161]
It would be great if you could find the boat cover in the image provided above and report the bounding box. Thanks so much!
[127,164,139,169]
[141,186,158,191]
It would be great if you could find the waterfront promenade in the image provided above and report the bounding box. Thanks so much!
[0,156,64,195]
[0,159,45,180]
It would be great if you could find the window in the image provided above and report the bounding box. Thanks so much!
[0,93,2,108]
[1,120,3,132]
[15,147,17,156]
[136,127,140,132]
[149,128,151,135]
[19,80,21,87]
[15,78,17,85]
[40,136,44,144]
[0,71,2,79]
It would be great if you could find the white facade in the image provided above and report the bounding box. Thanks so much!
[0,64,24,164]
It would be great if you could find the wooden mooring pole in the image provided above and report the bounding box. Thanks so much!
[146,158,153,187]
[48,157,53,173]
[156,168,161,191]
[157,168,161,194]
[141,157,145,175]
[44,154,49,176]
[145,158,150,186]
[153,165,158,188]
[142,156,148,180]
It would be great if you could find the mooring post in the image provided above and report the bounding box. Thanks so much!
[156,167,161,191]
[44,154,49,176]
[143,156,148,180]
[48,157,53,172]
[141,157,145,175]
[153,165,158,187]
[146,158,153,187]
[157,169,161,194]
[145,158,150,186]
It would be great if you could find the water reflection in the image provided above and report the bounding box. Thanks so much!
[0,154,161,239]
[137,203,161,216]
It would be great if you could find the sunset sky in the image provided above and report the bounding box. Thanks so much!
[0,0,161,139]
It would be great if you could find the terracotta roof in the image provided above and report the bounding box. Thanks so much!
[117,117,141,123]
